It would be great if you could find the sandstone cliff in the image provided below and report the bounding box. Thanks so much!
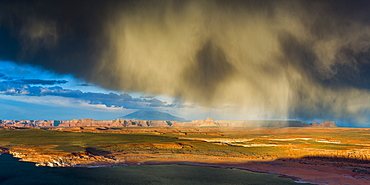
[1,118,337,128]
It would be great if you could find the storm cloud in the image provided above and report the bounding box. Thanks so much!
[10,79,67,85]
[1,0,370,123]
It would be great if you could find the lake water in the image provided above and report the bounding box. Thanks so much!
[0,154,308,185]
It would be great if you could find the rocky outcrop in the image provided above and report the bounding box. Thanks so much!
[59,119,114,127]
[0,147,8,155]
[58,119,178,128]
[0,120,55,127]
[311,121,337,127]
[8,147,117,167]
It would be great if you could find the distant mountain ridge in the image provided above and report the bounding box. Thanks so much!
[0,117,337,128]
[120,110,189,122]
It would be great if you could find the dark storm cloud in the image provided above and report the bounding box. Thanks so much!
[10,79,68,85]
[0,73,14,80]
[2,0,370,123]
[0,71,68,85]
[0,73,6,79]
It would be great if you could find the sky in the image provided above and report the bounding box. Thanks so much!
[1,0,370,127]
[0,60,222,121]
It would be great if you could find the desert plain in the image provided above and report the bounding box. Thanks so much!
[0,124,370,185]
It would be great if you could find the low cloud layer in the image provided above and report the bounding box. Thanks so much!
[1,0,370,123]
[5,78,68,85]
[0,80,174,109]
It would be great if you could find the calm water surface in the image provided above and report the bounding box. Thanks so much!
[0,154,309,185]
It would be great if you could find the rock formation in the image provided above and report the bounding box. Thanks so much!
[173,117,218,127]
[0,118,337,128]
[311,121,337,127]
[0,120,55,127]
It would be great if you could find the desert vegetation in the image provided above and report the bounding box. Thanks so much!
[0,126,369,184]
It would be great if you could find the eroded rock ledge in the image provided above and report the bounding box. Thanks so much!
[6,147,118,167]
[0,147,8,155]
